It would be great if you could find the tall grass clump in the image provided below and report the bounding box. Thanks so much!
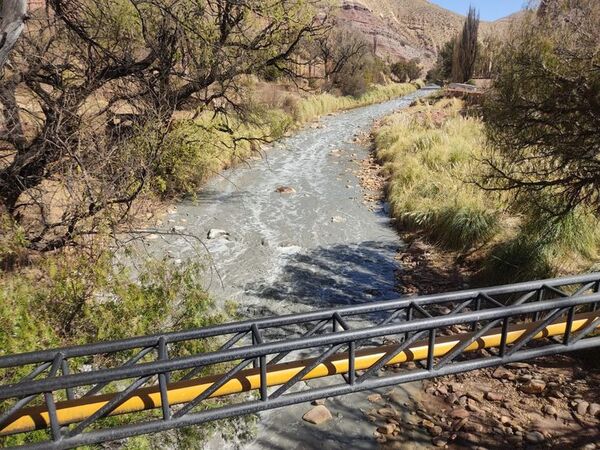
[485,208,600,283]
[376,98,501,251]
[293,83,416,124]
[376,97,600,282]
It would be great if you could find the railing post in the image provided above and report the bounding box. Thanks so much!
[472,296,481,331]
[158,337,171,421]
[44,391,61,441]
[45,353,64,442]
[564,306,575,345]
[405,304,413,342]
[535,288,544,321]
[251,325,267,401]
[499,317,509,357]
[427,329,436,370]
[348,341,356,385]
[252,326,259,369]
[61,359,74,401]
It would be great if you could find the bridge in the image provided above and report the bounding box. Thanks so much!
[1,272,600,449]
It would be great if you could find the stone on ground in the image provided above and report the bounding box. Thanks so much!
[302,405,333,425]
[450,408,470,419]
[367,393,383,403]
[525,431,545,444]
[520,379,546,395]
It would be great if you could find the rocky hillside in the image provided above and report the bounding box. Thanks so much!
[337,0,519,69]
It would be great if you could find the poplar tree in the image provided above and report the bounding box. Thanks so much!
[452,6,480,83]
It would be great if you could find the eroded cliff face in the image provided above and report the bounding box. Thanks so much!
[337,0,516,69]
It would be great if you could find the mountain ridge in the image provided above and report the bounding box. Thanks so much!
[337,0,521,69]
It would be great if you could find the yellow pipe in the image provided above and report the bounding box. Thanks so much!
[1,312,598,436]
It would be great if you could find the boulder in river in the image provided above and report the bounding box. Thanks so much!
[207,229,230,240]
[275,186,296,194]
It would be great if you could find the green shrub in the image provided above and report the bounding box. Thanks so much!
[338,72,369,97]
[0,214,29,270]
[0,254,223,380]
[0,251,231,447]
[391,58,422,82]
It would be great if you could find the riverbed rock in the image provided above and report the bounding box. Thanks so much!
[588,403,600,417]
[525,431,545,444]
[452,417,468,431]
[450,408,470,419]
[207,229,230,240]
[466,391,483,403]
[492,367,516,381]
[377,423,396,435]
[485,391,503,402]
[576,400,590,415]
[506,362,531,369]
[367,394,383,403]
[432,436,448,447]
[275,186,296,194]
[378,407,398,418]
[520,379,546,395]
[463,421,484,433]
[421,419,436,430]
[302,405,333,425]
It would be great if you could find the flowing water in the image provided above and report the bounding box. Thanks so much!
[144,88,436,449]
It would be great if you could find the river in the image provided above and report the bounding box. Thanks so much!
[146,88,435,449]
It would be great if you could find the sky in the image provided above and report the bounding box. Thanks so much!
[429,0,527,21]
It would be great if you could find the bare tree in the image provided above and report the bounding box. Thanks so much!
[482,0,600,216]
[312,26,368,83]
[0,0,27,72]
[0,0,328,251]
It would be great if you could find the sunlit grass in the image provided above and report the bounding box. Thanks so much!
[375,98,600,281]
[376,98,500,251]
[293,83,417,123]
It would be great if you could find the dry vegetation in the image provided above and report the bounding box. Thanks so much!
[374,98,600,285]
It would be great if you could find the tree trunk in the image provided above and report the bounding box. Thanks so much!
[0,0,28,72]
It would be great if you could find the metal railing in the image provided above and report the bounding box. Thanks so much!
[1,272,600,449]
